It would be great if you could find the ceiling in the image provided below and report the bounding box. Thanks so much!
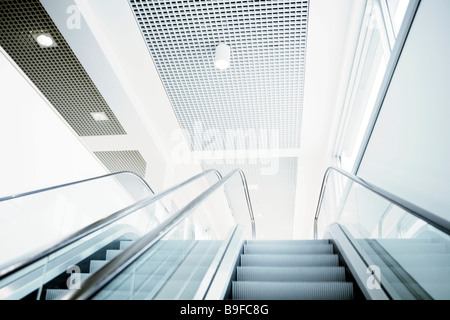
[0,0,367,239]
[128,0,308,240]
[129,0,308,151]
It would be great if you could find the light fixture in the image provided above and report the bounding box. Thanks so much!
[214,43,230,70]
[34,33,56,48]
[90,112,109,121]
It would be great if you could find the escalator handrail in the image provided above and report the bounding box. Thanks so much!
[314,166,450,238]
[63,169,255,300]
[0,170,154,203]
[0,169,222,280]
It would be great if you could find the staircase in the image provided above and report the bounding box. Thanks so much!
[41,238,134,300]
[24,236,449,300]
[42,238,222,300]
[231,239,355,300]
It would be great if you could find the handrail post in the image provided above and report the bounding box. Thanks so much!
[238,170,256,240]
[313,167,333,239]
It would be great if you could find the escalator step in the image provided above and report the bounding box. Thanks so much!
[90,260,109,273]
[240,254,340,267]
[46,289,71,300]
[105,249,123,261]
[236,266,346,282]
[119,240,134,250]
[232,281,354,300]
[243,244,334,255]
[246,240,330,246]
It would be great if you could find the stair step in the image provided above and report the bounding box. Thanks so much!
[237,266,346,282]
[246,240,329,246]
[154,278,205,300]
[119,240,134,250]
[45,289,72,300]
[232,281,354,300]
[105,249,123,261]
[240,254,339,267]
[244,244,333,255]
[92,290,154,300]
[89,260,109,273]
[99,274,165,296]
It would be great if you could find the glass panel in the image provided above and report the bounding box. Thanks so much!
[333,0,412,174]
[317,169,450,300]
[90,171,252,300]
[0,172,152,269]
[0,170,222,299]
[337,1,391,173]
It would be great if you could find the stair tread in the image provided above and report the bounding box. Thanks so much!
[45,289,72,300]
[105,249,124,261]
[232,281,354,300]
[244,244,334,255]
[240,254,340,267]
[237,266,346,282]
[247,240,330,245]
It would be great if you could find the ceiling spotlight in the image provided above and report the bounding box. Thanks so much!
[214,43,230,70]
[34,33,56,48]
[90,112,109,121]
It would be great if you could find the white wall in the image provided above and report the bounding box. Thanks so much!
[358,0,450,221]
[0,48,145,265]
[0,48,108,197]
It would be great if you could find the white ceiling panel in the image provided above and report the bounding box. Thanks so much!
[129,0,309,151]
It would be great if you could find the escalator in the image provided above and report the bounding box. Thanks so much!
[230,239,357,300]
[0,167,449,300]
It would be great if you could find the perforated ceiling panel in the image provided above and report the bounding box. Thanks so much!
[202,157,298,240]
[94,150,147,179]
[129,0,309,151]
[0,0,126,136]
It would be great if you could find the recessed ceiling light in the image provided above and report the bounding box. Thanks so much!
[90,112,109,121]
[34,33,56,48]
[214,43,230,70]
